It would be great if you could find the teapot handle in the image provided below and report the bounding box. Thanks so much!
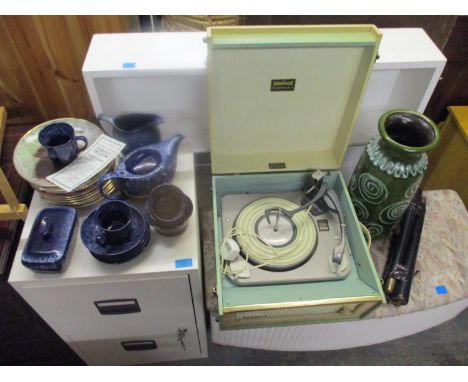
[97,114,115,136]
[97,172,126,200]
[153,114,164,126]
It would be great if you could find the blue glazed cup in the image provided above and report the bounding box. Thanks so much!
[38,122,88,165]
[94,201,134,246]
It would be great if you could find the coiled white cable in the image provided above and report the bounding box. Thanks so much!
[221,198,316,276]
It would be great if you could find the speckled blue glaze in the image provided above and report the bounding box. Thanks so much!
[91,225,151,264]
[38,122,88,165]
[21,207,77,272]
[81,203,150,264]
[94,201,134,245]
[97,134,184,200]
[98,113,162,154]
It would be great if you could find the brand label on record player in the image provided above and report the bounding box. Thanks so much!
[271,79,296,91]
[269,162,286,169]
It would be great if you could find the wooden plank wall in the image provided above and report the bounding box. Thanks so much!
[424,16,468,122]
[245,16,458,51]
[1,16,466,127]
[0,16,140,126]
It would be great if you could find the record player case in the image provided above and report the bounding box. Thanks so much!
[208,25,386,330]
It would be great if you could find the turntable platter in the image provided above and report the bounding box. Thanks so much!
[233,197,317,271]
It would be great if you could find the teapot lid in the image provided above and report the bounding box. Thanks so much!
[207,25,381,174]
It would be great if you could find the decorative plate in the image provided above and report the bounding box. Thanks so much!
[13,118,104,190]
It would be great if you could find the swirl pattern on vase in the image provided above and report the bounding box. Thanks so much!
[405,178,422,199]
[357,173,389,205]
[365,222,384,237]
[352,198,369,220]
[378,200,409,224]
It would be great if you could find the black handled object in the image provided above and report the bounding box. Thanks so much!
[391,197,426,306]
[121,340,157,351]
[94,299,141,315]
[382,189,422,295]
[382,189,426,305]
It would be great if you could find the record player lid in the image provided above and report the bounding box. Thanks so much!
[207,25,381,174]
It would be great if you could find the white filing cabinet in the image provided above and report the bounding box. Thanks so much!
[8,153,208,365]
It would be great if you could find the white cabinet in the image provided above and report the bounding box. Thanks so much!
[17,276,202,365]
[9,154,207,365]
[83,28,446,154]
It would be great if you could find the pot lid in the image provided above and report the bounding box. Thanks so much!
[208,25,381,174]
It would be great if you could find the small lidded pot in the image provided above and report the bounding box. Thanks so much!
[145,184,193,236]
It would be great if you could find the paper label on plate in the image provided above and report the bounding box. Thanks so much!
[46,134,125,192]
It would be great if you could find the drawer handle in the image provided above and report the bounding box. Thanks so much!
[94,299,141,315]
[121,340,157,351]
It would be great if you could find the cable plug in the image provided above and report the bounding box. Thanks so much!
[220,238,240,261]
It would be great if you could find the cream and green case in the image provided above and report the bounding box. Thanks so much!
[208,25,385,330]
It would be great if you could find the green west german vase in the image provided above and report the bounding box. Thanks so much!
[349,109,439,239]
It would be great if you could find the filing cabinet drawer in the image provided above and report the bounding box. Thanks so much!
[72,329,201,365]
[17,275,198,342]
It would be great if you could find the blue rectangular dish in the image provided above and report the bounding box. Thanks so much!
[21,207,77,272]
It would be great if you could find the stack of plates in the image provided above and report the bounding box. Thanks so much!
[13,118,118,207]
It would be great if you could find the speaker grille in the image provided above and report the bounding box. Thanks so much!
[222,301,378,329]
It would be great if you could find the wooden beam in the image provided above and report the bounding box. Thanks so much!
[0,204,28,221]
[0,167,29,221]
[0,106,6,155]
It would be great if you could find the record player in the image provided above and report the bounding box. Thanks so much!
[208,25,386,330]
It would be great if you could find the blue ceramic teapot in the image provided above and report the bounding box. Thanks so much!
[97,134,184,200]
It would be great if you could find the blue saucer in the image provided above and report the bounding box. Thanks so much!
[90,224,151,264]
[22,207,77,272]
[81,204,150,263]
